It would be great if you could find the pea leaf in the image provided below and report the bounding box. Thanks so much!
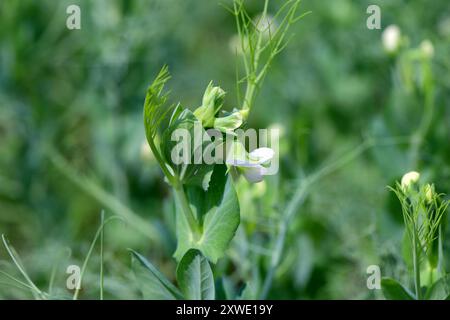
[162,108,215,190]
[176,249,215,300]
[174,165,240,263]
[425,276,450,300]
[143,65,174,142]
[381,277,415,300]
[130,250,183,300]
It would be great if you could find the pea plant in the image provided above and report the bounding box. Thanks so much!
[382,171,450,300]
[130,0,304,299]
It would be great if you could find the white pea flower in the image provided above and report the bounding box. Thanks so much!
[382,25,401,53]
[401,171,420,191]
[420,40,434,58]
[226,144,275,183]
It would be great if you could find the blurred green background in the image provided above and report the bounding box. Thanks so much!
[0,0,449,299]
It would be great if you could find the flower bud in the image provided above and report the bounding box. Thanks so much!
[229,34,248,56]
[194,82,226,127]
[255,13,278,40]
[401,171,420,191]
[420,40,434,58]
[214,111,243,133]
[382,25,401,54]
[424,184,434,203]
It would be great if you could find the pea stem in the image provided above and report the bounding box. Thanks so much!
[174,185,202,238]
[412,228,422,300]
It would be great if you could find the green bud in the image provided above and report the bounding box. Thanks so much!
[214,111,243,133]
[424,184,434,203]
[239,108,249,121]
[194,82,226,127]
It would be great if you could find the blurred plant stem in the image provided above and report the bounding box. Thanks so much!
[99,210,105,300]
[73,215,121,300]
[1,235,47,299]
[260,136,411,299]
[47,149,161,244]
[409,53,435,168]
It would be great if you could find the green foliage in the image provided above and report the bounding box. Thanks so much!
[425,276,450,300]
[130,250,183,300]
[381,278,415,300]
[389,175,450,299]
[176,249,215,300]
[161,108,214,190]
[174,168,240,263]
[143,65,178,183]
[1,0,449,300]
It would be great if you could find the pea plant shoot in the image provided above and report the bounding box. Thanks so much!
[382,171,450,300]
[131,0,304,299]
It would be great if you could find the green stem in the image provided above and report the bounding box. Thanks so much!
[410,58,434,167]
[174,186,202,238]
[412,228,422,300]
[438,225,445,277]
[73,216,120,300]
[147,137,175,184]
[242,81,256,114]
[99,211,105,300]
[240,0,269,117]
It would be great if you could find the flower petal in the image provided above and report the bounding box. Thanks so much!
[249,147,274,164]
[242,165,268,183]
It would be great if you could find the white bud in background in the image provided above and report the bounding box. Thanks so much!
[229,34,245,56]
[268,123,285,140]
[140,141,154,162]
[420,40,434,58]
[438,17,450,38]
[401,171,420,191]
[255,13,278,40]
[382,25,401,53]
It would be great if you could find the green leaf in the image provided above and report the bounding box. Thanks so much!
[143,65,174,141]
[162,108,215,190]
[176,249,215,300]
[420,261,439,288]
[174,165,240,263]
[425,276,450,300]
[130,250,183,300]
[381,277,415,300]
[401,230,413,271]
